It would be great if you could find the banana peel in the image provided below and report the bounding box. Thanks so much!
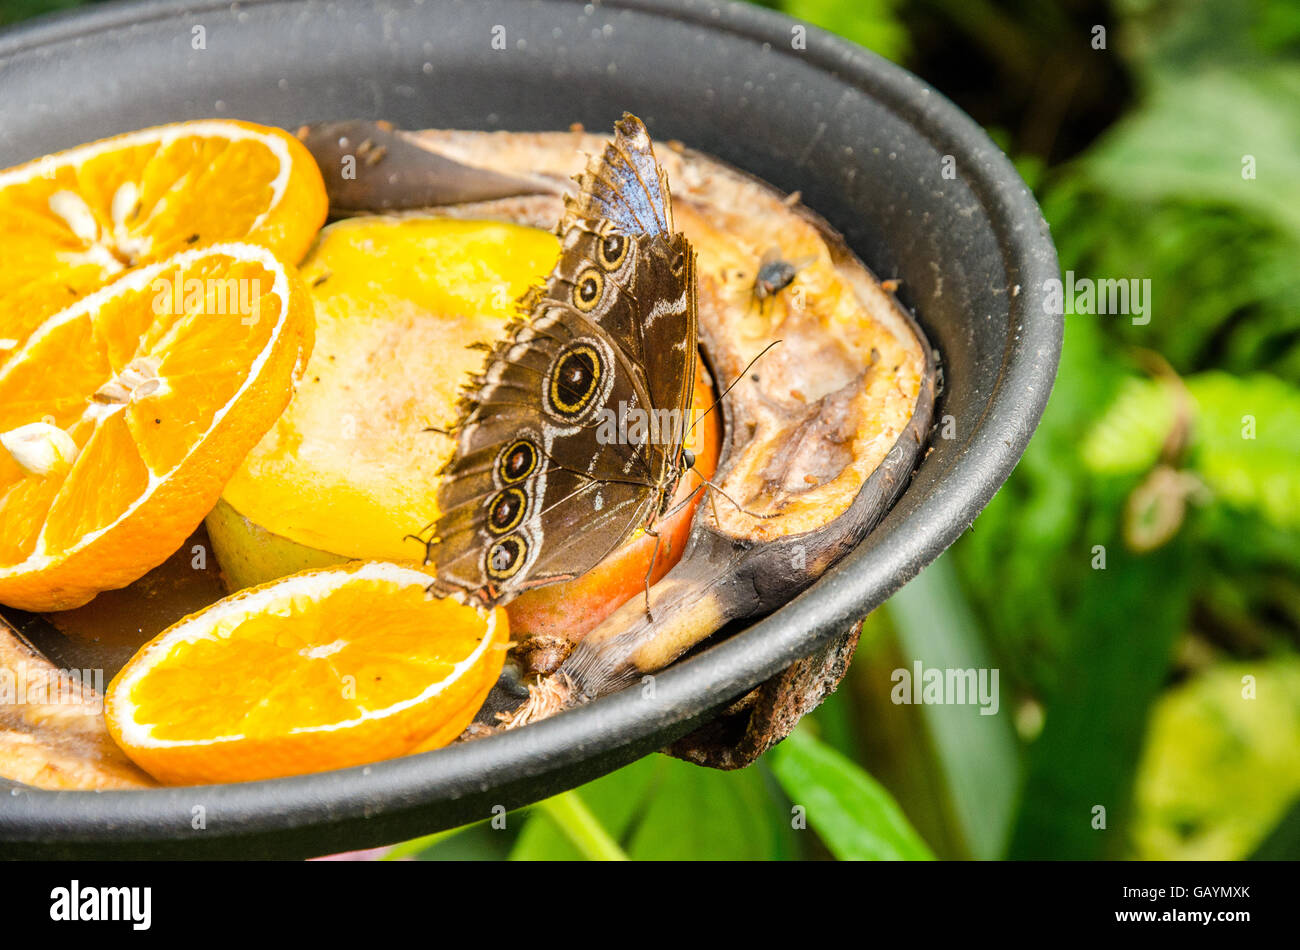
[298,122,936,767]
[0,614,155,790]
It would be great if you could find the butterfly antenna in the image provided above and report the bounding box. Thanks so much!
[688,339,782,435]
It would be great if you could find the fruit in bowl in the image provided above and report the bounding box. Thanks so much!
[0,112,934,788]
[206,215,722,644]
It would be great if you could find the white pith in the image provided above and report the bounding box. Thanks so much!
[0,422,80,477]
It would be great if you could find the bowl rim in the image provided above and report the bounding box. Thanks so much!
[0,0,1062,857]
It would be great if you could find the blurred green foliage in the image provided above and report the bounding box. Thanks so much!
[1133,657,1300,860]
[955,0,1300,861]
[774,0,911,61]
[3,0,1296,860]
[0,0,87,26]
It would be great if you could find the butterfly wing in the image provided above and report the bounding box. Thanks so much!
[543,113,698,490]
[431,303,661,601]
[539,221,697,487]
[430,114,698,606]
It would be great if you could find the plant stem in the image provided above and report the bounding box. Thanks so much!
[537,791,629,861]
[381,825,468,860]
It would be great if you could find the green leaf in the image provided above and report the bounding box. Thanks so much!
[624,757,798,860]
[396,821,520,861]
[509,753,797,860]
[509,755,661,860]
[1009,532,1193,859]
[1079,376,1175,476]
[1083,371,1300,532]
[1133,657,1300,860]
[533,792,628,861]
[768,728,933,860]
[382,826,467,860]
[1187,373,1300,532]
[1250,798,1300,861]
[0,0,91,27]
[1115,0,1298,73]
[1082,68,1300,241]
[885,553,1021,859]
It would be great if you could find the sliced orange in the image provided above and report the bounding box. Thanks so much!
[0,120,326,357]
[0,242,314,611]
[104,561,508,785]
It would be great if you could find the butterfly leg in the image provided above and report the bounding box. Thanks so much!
[660,478,707,522]
[699,476,781,521]
[642,527,663,623]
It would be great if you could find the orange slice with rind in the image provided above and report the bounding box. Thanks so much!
[0,242,314,611]
[0,119,326,356]
[104,561,508,785]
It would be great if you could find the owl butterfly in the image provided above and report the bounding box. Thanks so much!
[428,114,698,607]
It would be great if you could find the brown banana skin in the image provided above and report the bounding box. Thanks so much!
[296,120,557,214]
[294,120,938,718]
[563,347,936,700]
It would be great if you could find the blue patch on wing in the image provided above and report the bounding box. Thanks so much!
[571,114,672,238]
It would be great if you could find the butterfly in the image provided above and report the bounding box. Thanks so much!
[427,114,699,607]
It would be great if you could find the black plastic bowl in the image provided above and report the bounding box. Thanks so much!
[0,0,1060,858]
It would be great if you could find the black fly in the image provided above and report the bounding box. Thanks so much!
[750,246,815,313]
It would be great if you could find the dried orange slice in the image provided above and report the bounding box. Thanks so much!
[0,120,326,357]
[105,561,508,785]
[0,243,314,611]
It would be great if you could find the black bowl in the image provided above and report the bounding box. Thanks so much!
[0,0,1060,858]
